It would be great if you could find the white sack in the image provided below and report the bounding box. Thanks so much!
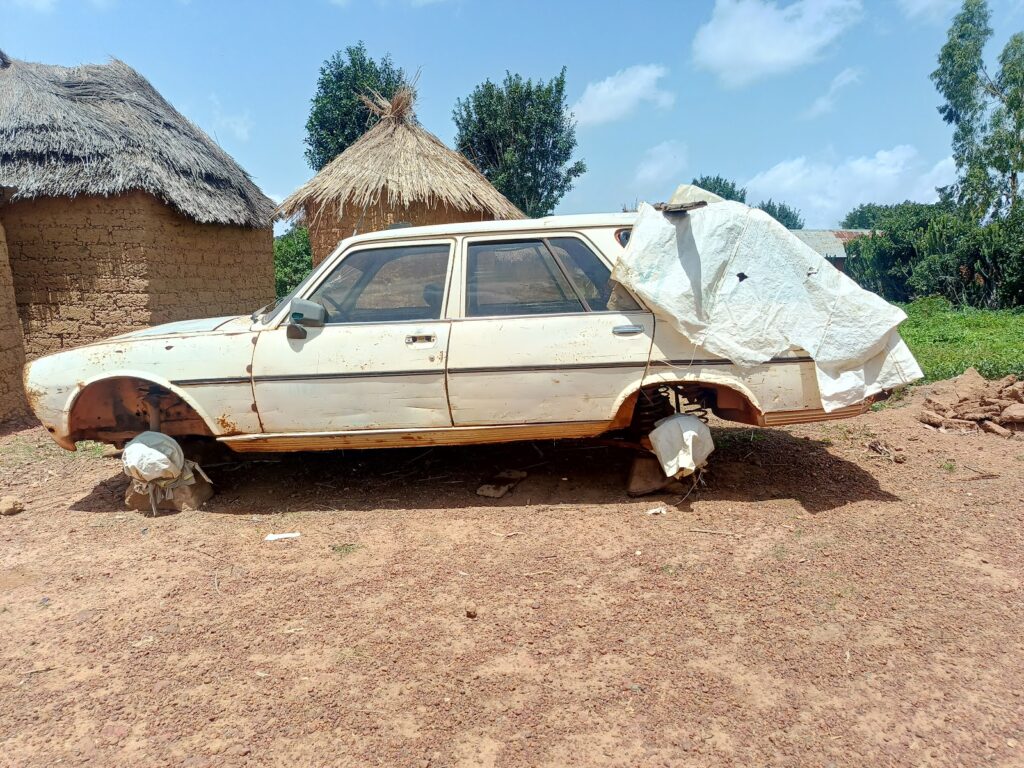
[122,431,185,484]
[649,414,715,478]
[612,201,923,411]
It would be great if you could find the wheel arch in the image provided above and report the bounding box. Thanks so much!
[65,371,218,445]
[610,371,765,427]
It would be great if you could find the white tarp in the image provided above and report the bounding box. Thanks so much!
[649,413,715,478]
[612,200,923,411]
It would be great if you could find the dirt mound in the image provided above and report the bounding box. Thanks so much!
[919,367,1024,437]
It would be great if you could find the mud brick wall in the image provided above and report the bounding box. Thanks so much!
[0,218,27,422]
[306,198,493,266]
[0,192,273,359]
[141,196,273,325]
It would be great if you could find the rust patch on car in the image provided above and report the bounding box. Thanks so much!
[215,415,241,435]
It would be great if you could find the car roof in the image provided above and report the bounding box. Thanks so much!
[342,212,639,246]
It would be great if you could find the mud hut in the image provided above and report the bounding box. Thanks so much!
[0,49,275,365]
[278,87,524,265]
[0,218,26,423]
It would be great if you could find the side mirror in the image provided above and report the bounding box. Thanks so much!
[286,298,326,339]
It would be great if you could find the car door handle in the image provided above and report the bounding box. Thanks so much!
[612,324,644,337]
[405,334,436,344]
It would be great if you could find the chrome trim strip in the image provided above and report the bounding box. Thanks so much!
[650,356,813,367]
[448,361,648,375]
[172,376,251,387]
[253,370,441,383]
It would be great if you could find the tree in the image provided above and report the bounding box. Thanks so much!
[274,225,313,299]
[931,0,1024,217]
[304,43,406,171]
[757,198,805,229]
[453,69,586,217]
[691,174,746,202]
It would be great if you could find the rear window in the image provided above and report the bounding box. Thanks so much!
[466,240,583,317]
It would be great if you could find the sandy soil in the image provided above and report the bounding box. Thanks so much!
[1,383,1022,767]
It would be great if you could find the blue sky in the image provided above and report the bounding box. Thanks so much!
[3,0,1023,227]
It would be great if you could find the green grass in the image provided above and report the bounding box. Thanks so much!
[330,543,362,557]
[900,297,1024,382]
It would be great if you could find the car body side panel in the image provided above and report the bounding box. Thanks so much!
[25,328,260,446]
[446,312,654,426]
[644,321,855,421]
[250,322,453,433]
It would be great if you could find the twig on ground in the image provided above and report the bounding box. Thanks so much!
[490,531,522,538]
[963,465,1000,480]
[688,528,741,537]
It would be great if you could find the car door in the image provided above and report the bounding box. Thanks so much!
[446,233,654,427]
[251,240,454,433]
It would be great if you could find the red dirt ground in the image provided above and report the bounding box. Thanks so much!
[1,382,1022,767]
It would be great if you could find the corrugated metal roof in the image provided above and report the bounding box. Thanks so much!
[790,229,870,260]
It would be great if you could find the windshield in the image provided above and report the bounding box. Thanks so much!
[251,266,322,322]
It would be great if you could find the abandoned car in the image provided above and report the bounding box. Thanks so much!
[25,213,892,454]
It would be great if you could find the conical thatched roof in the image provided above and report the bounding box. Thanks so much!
[0,50,274,228]
[277,87,524,224]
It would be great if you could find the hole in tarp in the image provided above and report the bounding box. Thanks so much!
[737,272,748,282]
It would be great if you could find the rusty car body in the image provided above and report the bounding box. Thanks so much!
[24,213,871,453]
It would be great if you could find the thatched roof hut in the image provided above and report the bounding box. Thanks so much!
[0,50,274,364]
[278,87,524,264]
[0,49,273,226]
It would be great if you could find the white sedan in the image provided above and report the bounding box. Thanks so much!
[25,214,865,454]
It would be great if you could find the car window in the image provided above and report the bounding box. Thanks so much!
[547,237,641,312]
[309,243,450,324]
[466,240,584,317]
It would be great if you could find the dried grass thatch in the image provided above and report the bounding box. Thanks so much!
[277,86,524,227]
[0,50,273,228]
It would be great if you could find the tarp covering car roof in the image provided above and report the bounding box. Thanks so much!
[612,199,923,411]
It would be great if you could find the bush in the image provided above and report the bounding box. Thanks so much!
[274,226,313,299]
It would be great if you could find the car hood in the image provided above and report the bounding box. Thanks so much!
[105,315,251,342]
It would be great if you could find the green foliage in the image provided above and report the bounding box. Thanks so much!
[453,69,585,217]
[692,174,746,202]
[931,1,1023,217]
[757,198,804,229]
[844,200,1024,308]
[844,202,950,302]
[274,226,313,299]
[304,42,406,171]
[899,296,1024,380]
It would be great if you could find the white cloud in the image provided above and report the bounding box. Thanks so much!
[692,0,862,88]
[572,65,675,127]
[745,146,956,227]
[803,67,861,118]
[634,140,688,188]
[209,94,253,143]
[912,156,956,199]
[898,0,958,21]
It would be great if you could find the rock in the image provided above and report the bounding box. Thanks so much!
[475,469,528,499]
[953,367,988,402]
[0,496,24,516]
[465,603,478,619]
[954,406,1001,421]
[923,397,953,415]
[980,420,1012,438]
[124,475,214,514]
[1001,403,1024,423]
[1003,382,1024,403]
